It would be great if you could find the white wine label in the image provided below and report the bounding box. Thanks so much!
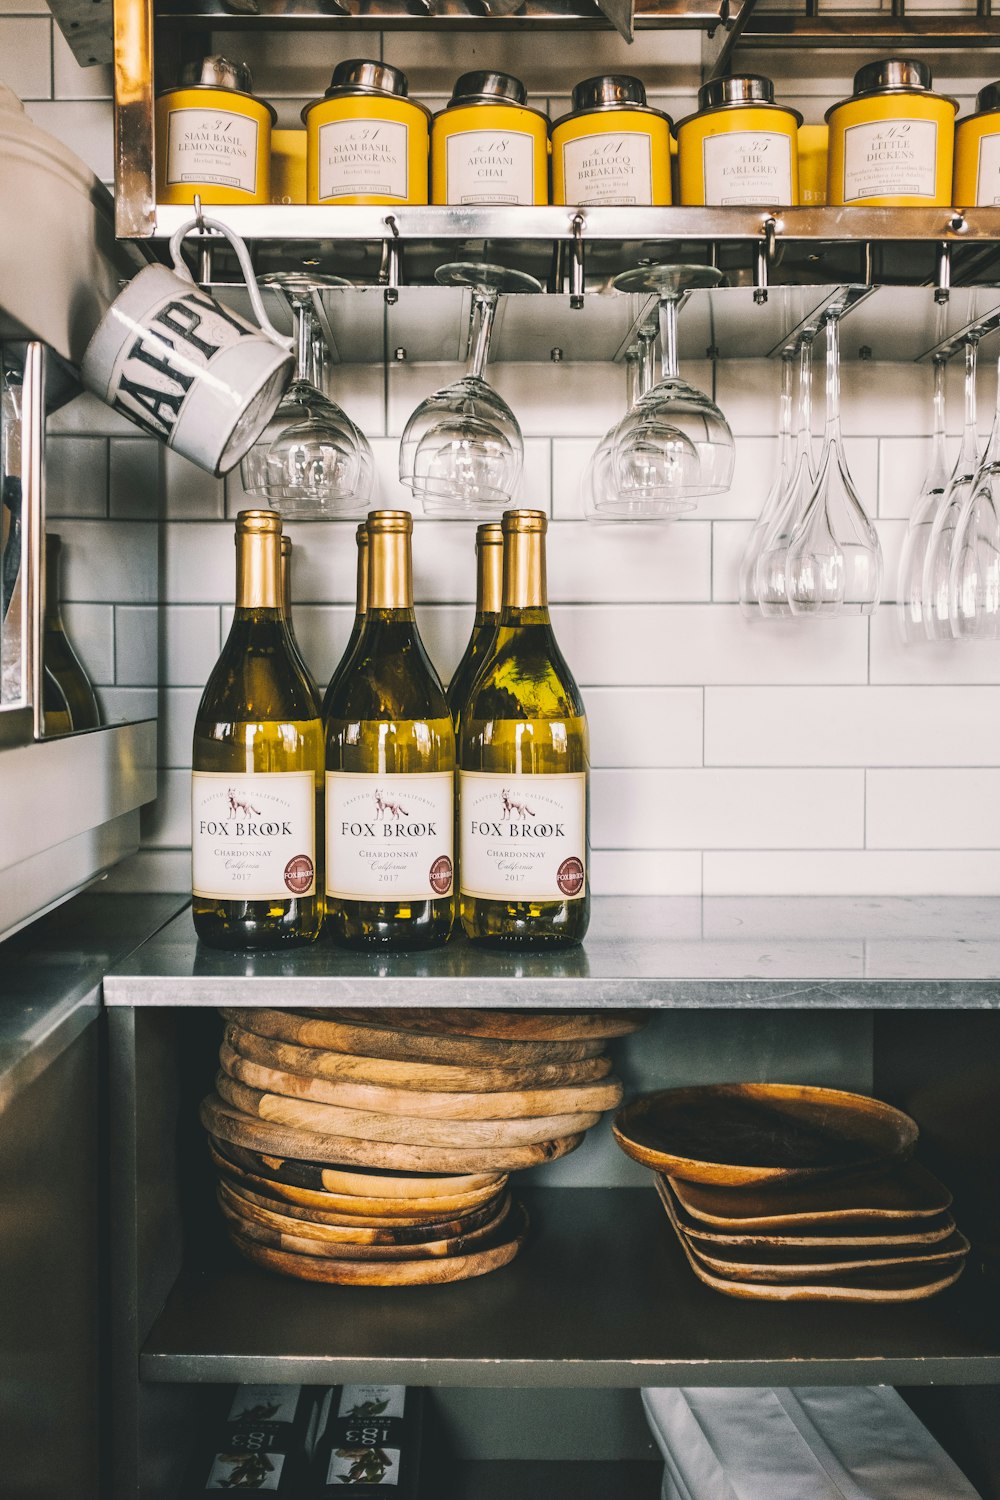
[702,131,793,204]
[318,119,409,200]
[338,1386,406,1420]
[445,129,535,204]
[326,772,454,901]
[165,108,259,194]
[327,1446,400,1487]
[976,134,1000,205]
[561,131,653,206]
[191,771,316,901]
[460,772,587,901]
[842,118,938,202]
[228,1386,302,1424]
[206,1450,284,1490]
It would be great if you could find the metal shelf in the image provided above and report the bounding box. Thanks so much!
[139,1186,1000,1386]
[103,897,1000,1009]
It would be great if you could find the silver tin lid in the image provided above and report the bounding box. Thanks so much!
[698,74,774,110]
[976,81,1000,114]
[449,70,527,107]
[180,54,254,94]
[325,59,409,99]
[853,57,932,95]
[572,74,647,112]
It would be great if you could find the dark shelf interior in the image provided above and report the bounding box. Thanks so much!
[140,1187,1000,1388]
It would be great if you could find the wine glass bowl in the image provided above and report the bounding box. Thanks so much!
[240,274,373,520]
[609,264,734,510]
[399,261,539,518]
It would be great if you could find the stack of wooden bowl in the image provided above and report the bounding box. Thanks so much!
[613,1083,969,1303]
[201,1006,642,1286]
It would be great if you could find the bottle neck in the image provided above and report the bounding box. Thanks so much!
[280,549,292,620]
[356,537,369,617]
[44,543,62,628]
[368,530,413,612]
[477,540,503,619]
[236,529,281,612]
[502,529,548,616]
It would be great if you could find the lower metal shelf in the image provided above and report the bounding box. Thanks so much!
[139,1187,1000,1388]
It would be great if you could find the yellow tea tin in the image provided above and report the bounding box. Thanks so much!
[954,83,1000,205]
[826,59,957,207]
[798,124,829,206]
[156,56,275,206]
[271,129,307,204]
[676,76,801,206]
[303,60,430,206]
[432,71,549,206]
[551,75,672,207]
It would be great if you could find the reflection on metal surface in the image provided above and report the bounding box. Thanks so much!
[21,343,43,741]
[114,0,156,238]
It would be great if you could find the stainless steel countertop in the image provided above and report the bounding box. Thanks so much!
[0,892,185,1110]
[103,897,1000,1009]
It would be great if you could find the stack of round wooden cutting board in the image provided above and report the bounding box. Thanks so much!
[201,1006,642,1286]
[613,1082,969,1303]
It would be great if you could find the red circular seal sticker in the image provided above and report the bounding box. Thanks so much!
[429,855,453,895]
[557,857,585,897]
[284,854,315,894]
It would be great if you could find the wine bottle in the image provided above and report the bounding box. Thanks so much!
[191,509,324,950]
[280,534,317,696]
[321,521,368,719]
[447,521,502,724]
[459,509,589,947]
[43,532,100,733]
[324,510,455,950]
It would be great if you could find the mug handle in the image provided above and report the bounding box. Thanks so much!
[168,216,294,351]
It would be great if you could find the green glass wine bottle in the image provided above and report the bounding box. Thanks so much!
[459,508,589,948]
[43,532,100,733]
[280,533,317,697]
[191,509,324,950]
[324,510,455,950]
[321,521,368,719]
[447,520,502,725]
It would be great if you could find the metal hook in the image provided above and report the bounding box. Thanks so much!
[191,193,213,286]
[382,214,402,306]
[754,217,777,305]
[570,212,586,310]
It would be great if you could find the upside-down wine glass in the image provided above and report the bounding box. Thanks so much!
[739,349,795,617]
[240,275,373,519]
[609,264,735,508]
[951,348,1000,639]
[786,310,882,616]
[896,358,950,644]
[756,337,815,618]
[922,339,980,640]
[584,329,697,521]
[398,261,539,517]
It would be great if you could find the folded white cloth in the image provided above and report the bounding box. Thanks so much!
[642,1386,982,1500]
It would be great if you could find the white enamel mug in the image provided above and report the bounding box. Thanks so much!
[82,216,294,476]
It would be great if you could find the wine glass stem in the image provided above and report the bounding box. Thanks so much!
[638,330,656,399]
[960,339,979,467]
[824,313,842,445]
[930,356,947,468]
[625,349,640,408]
[778,350,794,465]
[469,292,497,381]
[658,296,680,381]
[294,305,311,382]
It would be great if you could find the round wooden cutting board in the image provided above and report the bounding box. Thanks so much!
[216,1174,508,1241]
[325,1008,646,1042]
[208,1139,507,1220]
[204,1133,506,1197]
[215,1071,602,1149]
[226,1202,529,1285]
[219,1038,623,1121]
[221,1008,607,1066]
[223,1021,614,1093]
[201,1092,586,1172]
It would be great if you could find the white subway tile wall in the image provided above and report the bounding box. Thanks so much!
[8,14,1000,895]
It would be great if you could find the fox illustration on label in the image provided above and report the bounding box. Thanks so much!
[501,788,535,819]
[228,788,262,819]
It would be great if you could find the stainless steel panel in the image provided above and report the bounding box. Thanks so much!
[104,896,1000,1008]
